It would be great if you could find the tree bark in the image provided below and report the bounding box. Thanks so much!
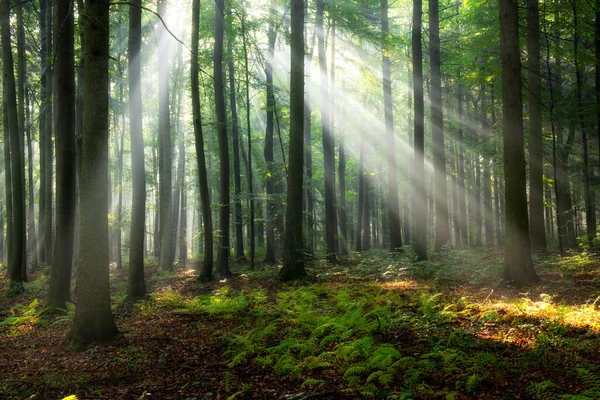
[429,0,449,252]
[241,5,255,269]
[382,0,403,253]
[412,0,427,260]
[356,140,365,252]
[527,0,545,252]
[68,0,118,346]
[48,0,76,309]
[3,100,11,269]
[128,0,146,299]
[214,0,231,276]
[157,0,173,271]
[1,0,25,292]
[25,88,37,271]
[264,6,277,263]
[191,0,213,280]
[44,0,53,267]
[39,0,47,265]
[281,0,306,280]
[316,0,337,263]
[228,45,246,262]
[498,0,538,285]
[572,0,595,247]
[481,85,494,247]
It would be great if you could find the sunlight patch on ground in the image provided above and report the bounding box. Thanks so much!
[379,280,425,291]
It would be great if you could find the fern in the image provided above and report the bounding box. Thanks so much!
[575,367,600,393]
[465,374,482,394]
[344,365,367,378]
[0,299,41,329]
[528,380,558,400]
[301,379,324,388]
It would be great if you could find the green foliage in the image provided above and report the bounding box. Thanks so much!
[0,299,47,331]
[528,380,559,400]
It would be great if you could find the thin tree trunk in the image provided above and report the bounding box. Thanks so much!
[363,177,371,251]
[429,0,449,252]
[481,85,494,247]
[228,46,245,262]
[16,0,27,281]
[382,0,403,253]
[356,139,365,252]
[128,0,146,299]
[527,0,545,252]
[316,0,337,263]
[25,89,37,271]
[214,0,231,276]
[240,5,255,269]
[45,0,53,267]
[190,0,213,278]
[304,15,316,256]
[158,0,173,271]
[412,0,427,260]
[39,0,47,265]
[264,5,278,263]
[3,100,12,273]
[48,0,76,309]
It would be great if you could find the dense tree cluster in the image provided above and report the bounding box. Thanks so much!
[0,0,598,344]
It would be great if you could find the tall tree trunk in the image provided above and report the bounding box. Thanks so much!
[228,46,246,262]
[572,0,595,247]
[264,6,278,263]
[191,0,213,280]
[316,0,337,263]
[16,0,26,281]
[429,0,449,252]
[241,5,255,269]
[338,93,348,255]
[128,0,146,299]
[3,101,12,275]
[304,15,316,256]
[498,0,538,285]
[214,0,231,276]
[452,143,460,245]
[412,0,427,260]
[404,68,412,245]
[363,177,371,250]
[382,0,403,253]
[527,0,545,252]
[481,85,494,247]
[1,0,25,292]
[48,0,76,309]
[175,92,186,265]
[67,0,118,346]
[281,0,306,280]
[45,0,53,267]
[74,0,84,271]
[25,89,37,271]
[158,0,173,271]
[39,0,47,265]
[114,31,125,271]
[596,0,600,198]
[356,139,365,252]
[457,83,467,247]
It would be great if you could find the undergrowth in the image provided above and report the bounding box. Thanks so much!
[3,248,600,399]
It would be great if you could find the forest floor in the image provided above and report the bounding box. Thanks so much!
[1,247,600,400]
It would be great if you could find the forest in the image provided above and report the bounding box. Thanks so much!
[0,0,600,398]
